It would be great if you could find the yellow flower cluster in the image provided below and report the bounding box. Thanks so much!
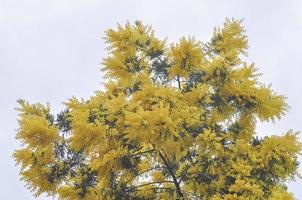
[14,19,301,200]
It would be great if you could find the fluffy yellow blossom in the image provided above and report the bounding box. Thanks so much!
[13,19,301,200]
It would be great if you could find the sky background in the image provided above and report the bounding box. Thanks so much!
[1,0,302,199]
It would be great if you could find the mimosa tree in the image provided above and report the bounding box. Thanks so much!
[14,19,301,200]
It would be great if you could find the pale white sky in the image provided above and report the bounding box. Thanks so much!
[1,0,301,199]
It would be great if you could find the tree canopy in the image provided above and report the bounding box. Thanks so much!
[14,19,301,200]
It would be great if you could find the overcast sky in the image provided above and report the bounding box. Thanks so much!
[1,0,302,199]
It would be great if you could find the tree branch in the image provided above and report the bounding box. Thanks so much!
[126,181,174,192]
[130,149,156,157]
[157,150,184,199]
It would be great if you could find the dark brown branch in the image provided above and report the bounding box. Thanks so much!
[126,181,174,192]
[130,149,156,157]
[157,150,184,199]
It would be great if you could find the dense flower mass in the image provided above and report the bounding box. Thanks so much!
[14,19,301,200]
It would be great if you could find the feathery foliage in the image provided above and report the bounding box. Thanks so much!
[14,19,301,200]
